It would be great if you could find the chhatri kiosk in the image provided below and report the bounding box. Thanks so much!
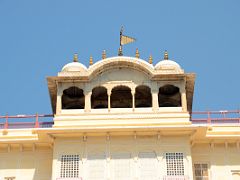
[0,49,240,180]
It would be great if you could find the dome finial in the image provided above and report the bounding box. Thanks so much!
[148,54,153,64]
[135,48,140,58]
[102,50,106,59]
[73,53,78,62]
[164,50,168,60]
[89,55,93,66]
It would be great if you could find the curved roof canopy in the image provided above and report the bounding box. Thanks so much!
[58,56,184,77]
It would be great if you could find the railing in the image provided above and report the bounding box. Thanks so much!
[191,110,240,124]
[0,110,240,129]
[0,114,53,129]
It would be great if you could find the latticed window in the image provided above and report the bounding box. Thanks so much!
[60,154,80,178]
[194,163,209,180]
[166,152,184,176]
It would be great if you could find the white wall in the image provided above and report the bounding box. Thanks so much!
[52,135,193,180]
[0,149,52,180]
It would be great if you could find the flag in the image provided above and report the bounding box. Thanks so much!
[120,35,136,45]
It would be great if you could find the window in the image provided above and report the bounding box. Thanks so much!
[111,86,132,108]
[91,86,108,109]
[135,85,152,108]
[62,86,85,109]
[158,85,181,107]
[60,155,80,178]
[166,152,184,176]
[194,163,209,180]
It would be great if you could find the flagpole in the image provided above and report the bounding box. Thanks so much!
[118,26,135,56]
[118,26,123,56]
[120,26,123,46]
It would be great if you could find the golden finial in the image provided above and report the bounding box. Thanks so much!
[148,55,153,64]
[164,50,168,60]
[102,50,106,59]
[135,48,140,58]
[73,53,78,62]
[89,55,93,66]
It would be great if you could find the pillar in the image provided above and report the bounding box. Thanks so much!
[56,86,63,114]
[180,87,188,112]
[131,89,135,111]
[84,91,92,112]
[107,88,111,112]
[152,89,159,112]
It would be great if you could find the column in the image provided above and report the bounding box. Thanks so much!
[56,90,63,114]
[107,88,111,112]
[151,90,159,112]
[84,91,92,112]
[180,87,188,112]
[131,89,135,111]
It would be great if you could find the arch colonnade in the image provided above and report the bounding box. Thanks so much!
[56,83,188,114]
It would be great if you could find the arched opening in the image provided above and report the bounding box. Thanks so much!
[135,85,152,107]
[62,86,85,109]
[111,86,132,108]
[91,86,108,109]
[158,85,181,107]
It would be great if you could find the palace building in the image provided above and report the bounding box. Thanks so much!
[0,50,240,180]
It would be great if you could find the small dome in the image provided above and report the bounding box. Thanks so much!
[61,54,87,73]
[61,62,87,72]
[155,59,184,74]
[155,59,181,69]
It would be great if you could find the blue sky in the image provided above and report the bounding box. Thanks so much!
[0,0,239,115]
